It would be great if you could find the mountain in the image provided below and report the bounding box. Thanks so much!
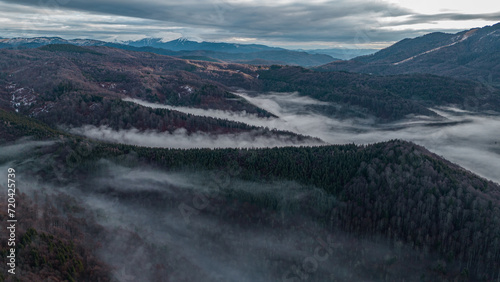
[0,37,339,67]
[177,49,336,66]
[1,38,500,281]
[125,37,284,53]
[249,66,500,121]
[0,36,107,48]
[123,38,339,66]
[315,23,500,83]
[1,45,498,125]
[1,108,500,280]
[0,45,324,146]
[116,45,336,66]
[304,48,378,60]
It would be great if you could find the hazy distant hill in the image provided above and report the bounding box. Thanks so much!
[123,38,338,66]
[0,37,107,48]
[124,37,284,53]
[315,23,500,83]
[0,37,338,67]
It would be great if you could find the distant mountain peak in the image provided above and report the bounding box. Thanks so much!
[315,22,500,81]
[122,37,285,53]
[176,37,190,43]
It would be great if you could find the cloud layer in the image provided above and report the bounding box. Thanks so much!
[120,92,500,184]
[1,0,499,48]
[70,125,323,149]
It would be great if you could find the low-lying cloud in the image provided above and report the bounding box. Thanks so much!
[247,92,500,184]
[124,92,365,141]
[7,152,433,281]
[125,91,500,184]
[70,125,322,149]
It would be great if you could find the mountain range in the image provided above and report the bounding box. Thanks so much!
[124,37,284,53]
[0,37,338,67]
[315,22,500,84]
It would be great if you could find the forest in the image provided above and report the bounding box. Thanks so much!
[1,109,499,280]
[0,42,499,281]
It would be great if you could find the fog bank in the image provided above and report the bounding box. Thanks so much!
[123,92,500,184]
[70,125,322,149]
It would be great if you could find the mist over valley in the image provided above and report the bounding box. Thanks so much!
[0,6,500,281]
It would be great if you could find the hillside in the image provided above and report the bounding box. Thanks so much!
[2,46,498,126]
[0,46,325,145]
[2,1,500,281]
[1,112,499,280]
[315,23,500,83]
[250,66,500,121]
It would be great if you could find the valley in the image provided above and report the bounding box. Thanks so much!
[1,20,500,282]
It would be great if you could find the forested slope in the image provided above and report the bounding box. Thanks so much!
[2,110,499,280]
[315,23,500,83]
[253,66,500,121]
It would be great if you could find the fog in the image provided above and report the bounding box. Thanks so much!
[75,163,340,281]
[122,91,500,184]
[1,143,434,281]
[0,139,55,163]
[70,125,322,149]
[123,94,345,137]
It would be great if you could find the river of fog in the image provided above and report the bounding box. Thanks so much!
[76,92,500,184]
[234,91,500,184]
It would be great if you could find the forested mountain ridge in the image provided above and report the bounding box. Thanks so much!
[0,45,265,115]
[1,111,500,280]
[124,37,283,53]
[250,66,500,121]
[2,46,498,126]
[0,46,326,143]
[315,22,500,83]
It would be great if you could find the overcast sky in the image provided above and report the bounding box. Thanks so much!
[0,0,499,49]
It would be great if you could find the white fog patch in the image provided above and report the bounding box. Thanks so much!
[231,92,500,184]
[89,160,201,192]
[315,113,500,183]
[70,125,322,149]
[124,92,500,184]
[233,90,331,115]
[123,97,274,126]
[123,92,372,141]
[75,163,341,282]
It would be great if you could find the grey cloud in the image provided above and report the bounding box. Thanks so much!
[388,12,500,27]
[1,0,484,46]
